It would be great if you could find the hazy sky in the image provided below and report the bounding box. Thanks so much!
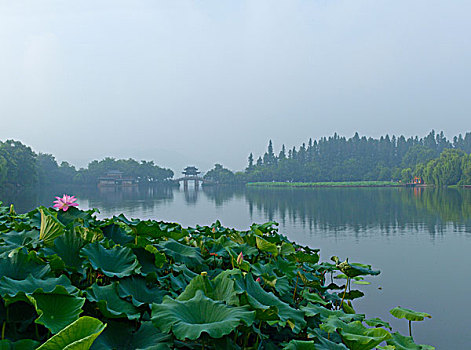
[1,1,470,172]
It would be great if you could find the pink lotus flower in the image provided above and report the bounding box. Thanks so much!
[53,194,79,212]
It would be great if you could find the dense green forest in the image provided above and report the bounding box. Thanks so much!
[0,140,174,187]
[243,130,471,184]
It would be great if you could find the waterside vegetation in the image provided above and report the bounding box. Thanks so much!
[0,203,433,349]
[247,181,400,188]
[1,130,471,189]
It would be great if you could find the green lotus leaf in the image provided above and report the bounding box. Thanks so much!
[384,331,429,349]
[40,230,87,272]
[91,321,171,350]
[37,316,105,350]
[152,290,255,340]
[143,245,167,268]
[39,209,65,246]
[241,273,306,333]
[114,213,140,226]
[132,248,161,277]
[0,249,51,280]
[331,257,380,278]
[0,275,79,305]
[81,243,140,278]
[337,290,364,301]
[273,257,297,278]
[256,236,278,256]
[292,251,320,264]
[135,220,183,240]
[284,338,348,350]
[279,242,296,256]
[283,340,317,349]
[319,316,348,334]
[73,226,104,243]
[251,262,275,276]
[389,307,431,322]
[321,318,391,350]
[56,207,98,227]
[364,317,392,330]
[158,239,203,268]
[101,223,134,245]
[177,270,240,305]
[28,292,85,334]
[223,242,259,259]
[176,274,213,301]
[302,290,329,306]
[302,303,363,322]
[310,334,349,350]
[117,276,167,307]
[86,283,141,320]
[0,339,39,350]
[0,229,40,250]
[264,275,291,295]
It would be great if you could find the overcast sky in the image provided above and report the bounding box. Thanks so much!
[0,0,470,172]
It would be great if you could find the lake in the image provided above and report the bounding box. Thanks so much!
[1,184,470,349]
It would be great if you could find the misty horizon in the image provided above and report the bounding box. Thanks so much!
[1,1,470,172]
[2,129,469,174]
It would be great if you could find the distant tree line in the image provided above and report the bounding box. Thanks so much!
[2,130,471,188]
[243,130,471,183]
[0,139,174,187]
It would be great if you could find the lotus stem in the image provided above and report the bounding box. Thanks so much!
[293,274,299,302]
[409,320,412,337]
[1,322,5,340]
[35,323,39,339]
[340,276,349,309]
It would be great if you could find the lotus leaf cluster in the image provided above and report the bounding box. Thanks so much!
[0,203,433,349]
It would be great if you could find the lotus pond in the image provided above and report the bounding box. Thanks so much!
[0,203,434,349]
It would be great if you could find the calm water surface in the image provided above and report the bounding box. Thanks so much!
[2,185,470,349]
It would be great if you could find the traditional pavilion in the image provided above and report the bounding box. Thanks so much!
[179,166,202,189]
[182,166,201,177]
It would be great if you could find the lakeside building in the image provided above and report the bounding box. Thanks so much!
[97,170,137,188]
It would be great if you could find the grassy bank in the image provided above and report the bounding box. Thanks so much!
[247,181,402,188]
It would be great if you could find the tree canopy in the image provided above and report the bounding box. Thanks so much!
[0,140,174,187]
[245,131,471,183]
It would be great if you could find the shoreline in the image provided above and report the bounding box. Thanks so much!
[247,181,404,188]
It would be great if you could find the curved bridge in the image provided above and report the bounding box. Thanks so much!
[175,176,214,188]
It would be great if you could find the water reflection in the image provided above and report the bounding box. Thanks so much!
[201,186,245,207]
[0,184,175,214]
[183,185,199,205]
[245,187,471,236]
[1,185,470,236]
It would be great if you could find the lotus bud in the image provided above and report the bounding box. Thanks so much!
[237,252,244,265]
[256,277,261,283]
[201,271,207,277]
